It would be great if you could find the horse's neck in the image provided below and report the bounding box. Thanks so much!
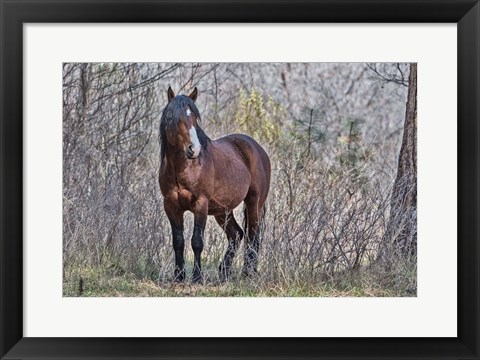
[165,148,200,174]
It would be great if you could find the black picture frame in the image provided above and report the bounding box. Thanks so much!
[1,1,479,359]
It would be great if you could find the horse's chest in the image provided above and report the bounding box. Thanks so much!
[176,188,196,210]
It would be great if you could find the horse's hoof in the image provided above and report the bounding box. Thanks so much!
[241,267,258,279]
[218,272,230,283]
[192,272,203,284]
[173,269,185,283]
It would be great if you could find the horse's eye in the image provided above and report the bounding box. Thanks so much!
[186,108,192,116]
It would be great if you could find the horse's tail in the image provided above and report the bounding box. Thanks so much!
[243,205,248,235]
[259,204,267,233]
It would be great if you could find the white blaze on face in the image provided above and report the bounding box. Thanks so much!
[188,126,201,158]
[186,108,192,116]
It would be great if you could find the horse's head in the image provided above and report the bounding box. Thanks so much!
[161,87,202,159]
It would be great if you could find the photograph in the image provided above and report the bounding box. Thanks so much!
[63,62,417,297]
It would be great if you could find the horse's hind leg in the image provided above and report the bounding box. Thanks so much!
[215,212,244,281]
[242,197,265,278]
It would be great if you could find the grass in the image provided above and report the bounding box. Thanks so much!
[63,261,415,297]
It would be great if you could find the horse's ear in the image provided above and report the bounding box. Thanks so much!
[167,87,175,102]
[188,87,198,102]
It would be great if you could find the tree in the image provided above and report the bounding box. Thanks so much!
[385,63,417,256]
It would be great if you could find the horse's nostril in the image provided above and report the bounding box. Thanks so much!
[186,145,195,158]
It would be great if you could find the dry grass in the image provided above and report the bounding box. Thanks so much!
[64,260,416,297]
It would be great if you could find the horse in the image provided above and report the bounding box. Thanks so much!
[159,87,271,283]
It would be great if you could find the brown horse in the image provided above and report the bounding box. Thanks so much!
[159,87,271,283]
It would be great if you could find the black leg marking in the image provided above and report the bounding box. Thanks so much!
[191,222,204,283]
[171,223,185,282]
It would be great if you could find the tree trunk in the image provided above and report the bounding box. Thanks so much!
[386,63,417,256]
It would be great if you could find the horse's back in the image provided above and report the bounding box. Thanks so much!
[215,134,270,172]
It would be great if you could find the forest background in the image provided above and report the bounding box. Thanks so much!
[63,62,417,297]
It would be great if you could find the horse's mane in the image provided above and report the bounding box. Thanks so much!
[159,95,210,163]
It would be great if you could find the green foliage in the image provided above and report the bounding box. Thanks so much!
[338,118,365,165]
[290,107,326,158]
[334,117,371,184]
[233,87,285,145]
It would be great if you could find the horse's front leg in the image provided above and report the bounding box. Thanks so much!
[164,200,185,282]
[191,196,208,284]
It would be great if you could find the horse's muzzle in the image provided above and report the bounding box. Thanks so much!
[185,144,200,159]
